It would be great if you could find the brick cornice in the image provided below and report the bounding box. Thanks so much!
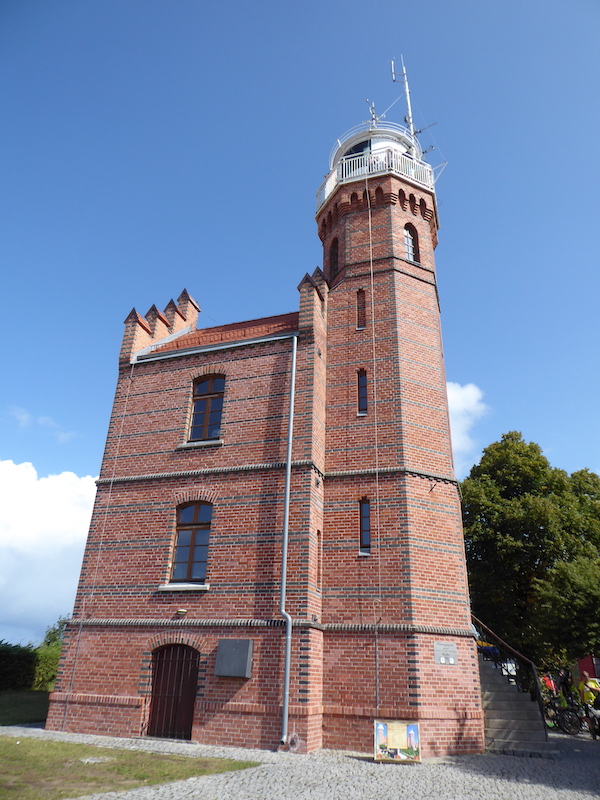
[96,460,324,485]
[68,617,474,639]
[96,461,457,486]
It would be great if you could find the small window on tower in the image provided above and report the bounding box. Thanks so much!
[316,529,322,591]
[171,502,212,583]
[359,499,371,554]
[189,375,225,441]
[329,238,339,279]
[404,225,420,263]
[357,369,368,415]
[356,289,366,330]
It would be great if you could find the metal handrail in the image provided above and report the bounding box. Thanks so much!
[473,615,547,738]
[316,148,434,212]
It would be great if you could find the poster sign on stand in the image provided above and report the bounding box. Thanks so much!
[374,720,421,763]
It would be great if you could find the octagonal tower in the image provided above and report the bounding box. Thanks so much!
[316,115,484,755]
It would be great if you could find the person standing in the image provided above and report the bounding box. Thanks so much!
[579,671,600,739]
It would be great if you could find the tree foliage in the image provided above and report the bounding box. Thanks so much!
[462,431,600,664]
[0,642,37,691]
[533,556,600,662]
[33,615,70,691]
[40,616,69,648]
[0,617,70,693]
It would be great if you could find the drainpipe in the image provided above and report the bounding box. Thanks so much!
[279,333,297,745]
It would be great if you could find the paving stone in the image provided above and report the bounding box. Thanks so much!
[1,726,598,800]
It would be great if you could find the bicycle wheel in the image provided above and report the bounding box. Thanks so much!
[558,709,581,735]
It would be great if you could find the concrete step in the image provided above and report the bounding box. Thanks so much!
[482,696,536,708]
[485,738,559,759]
[481,679,518,690]
[484,719,547,739]
[482,700,542,716]
[484,706,545,721]
[478,652,552,757]
[480,669,518,686]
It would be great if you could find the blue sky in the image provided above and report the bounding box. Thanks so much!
[1,0,598,644]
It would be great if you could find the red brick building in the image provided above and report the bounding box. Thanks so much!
[47,117,484,756]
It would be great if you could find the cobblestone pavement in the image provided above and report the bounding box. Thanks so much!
[1,725,599,800]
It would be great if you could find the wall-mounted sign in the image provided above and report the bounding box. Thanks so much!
[434,641,458,666]
[374,720,421,763]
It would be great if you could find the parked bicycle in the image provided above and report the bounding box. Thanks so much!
[544,695,584,735]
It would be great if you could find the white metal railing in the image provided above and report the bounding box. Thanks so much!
[316,148,434,212]
[328,121,421,168]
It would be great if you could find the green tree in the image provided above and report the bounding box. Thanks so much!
[533,556,600,662]
[462,432,600,662]
[33,616,70,691]
[0,642,37,690]
[40,616,69,648]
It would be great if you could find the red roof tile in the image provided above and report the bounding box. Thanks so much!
[151,311,299,354]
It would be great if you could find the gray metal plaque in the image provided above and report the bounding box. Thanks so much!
[214,638,253,678]
[434,641,458,666]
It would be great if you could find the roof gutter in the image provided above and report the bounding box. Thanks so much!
[133,332,299,364]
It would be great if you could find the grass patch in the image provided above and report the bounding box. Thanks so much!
[0,691,49,726]
[0,736,257,800]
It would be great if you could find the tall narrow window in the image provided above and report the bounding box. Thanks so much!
[329,237,339,279]
[316,530,322,591]
[404,225,419,263]
[359,499,371,553]
[171,502,212,583]
[357,369,367,415]
[189,375,225,441]
[356,289,366,330]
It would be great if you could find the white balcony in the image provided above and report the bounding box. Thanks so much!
[316,147,434,212]
[316,121,435,213]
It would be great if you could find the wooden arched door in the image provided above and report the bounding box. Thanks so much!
[147,644,199,740]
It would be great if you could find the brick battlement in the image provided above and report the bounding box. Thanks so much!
[119,289,200,364]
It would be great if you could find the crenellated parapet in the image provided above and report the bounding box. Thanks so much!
[119,289,200,364]
[317,182,437,244]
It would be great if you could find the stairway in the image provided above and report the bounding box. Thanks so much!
[479,656,558,758]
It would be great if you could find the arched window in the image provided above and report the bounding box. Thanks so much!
[375,186,384,206]
[189,375,225,441]
[329,237,339,279]
[171,502,212,583]
[404,225,420,263]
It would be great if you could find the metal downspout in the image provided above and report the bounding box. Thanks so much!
[279,333,297,745]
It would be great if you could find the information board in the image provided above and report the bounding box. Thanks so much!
[373,720,421,763]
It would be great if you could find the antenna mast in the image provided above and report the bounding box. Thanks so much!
[390,56,415,138]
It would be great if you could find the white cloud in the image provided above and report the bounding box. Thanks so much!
[10,406,33,428]
[0,460,96,645]
[8,406,76,444]
[447,381,489,478]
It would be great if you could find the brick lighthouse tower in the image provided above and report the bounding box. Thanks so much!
[47,73,484,757]
[314,89,484,753]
